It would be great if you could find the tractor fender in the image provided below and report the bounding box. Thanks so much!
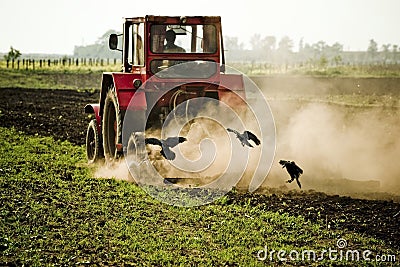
[218,73,246,108]
[100,72,147,114]
[219,73,245,91]
[84,104,101,134]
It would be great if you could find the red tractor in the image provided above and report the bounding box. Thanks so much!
[84,16,246,166]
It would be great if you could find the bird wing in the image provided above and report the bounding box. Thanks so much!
[292,161,303,175]
[244,131,261,145]
[164,136,187,148]
[145,138,162,147]
[161,146,176,160]
[297,166,303,175]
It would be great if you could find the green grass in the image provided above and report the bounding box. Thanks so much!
[0,127,398,266]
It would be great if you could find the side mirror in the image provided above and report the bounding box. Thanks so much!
[109,34,118,50]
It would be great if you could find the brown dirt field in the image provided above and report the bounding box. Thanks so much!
[0,88,98,145]
[251,76,400,96]
[231,189,400,249]
[0,87,399,250]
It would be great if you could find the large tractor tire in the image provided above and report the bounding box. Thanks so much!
[102,86,122,164]
[86,119,103,164]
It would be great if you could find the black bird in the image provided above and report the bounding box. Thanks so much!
[227,128,261,148]
[279,160,303,189]
[145,136,187,160]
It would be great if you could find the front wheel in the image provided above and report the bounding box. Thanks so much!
[86,119,103,164]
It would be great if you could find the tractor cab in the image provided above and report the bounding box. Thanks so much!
[109,16,224,77]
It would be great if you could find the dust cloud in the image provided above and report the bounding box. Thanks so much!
[139,100,266,190]
[94,99,268,192]
[94,77,400,198]
[266,99,400,195]
[94,160,132,182]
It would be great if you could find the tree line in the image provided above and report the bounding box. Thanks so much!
[224,35,400,66]
[73,30,400,66]
[3,30,400,67]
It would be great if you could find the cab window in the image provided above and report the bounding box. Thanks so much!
[150,24,217,54]
[127,23,145,66]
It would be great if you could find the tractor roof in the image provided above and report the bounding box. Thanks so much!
[124,16,221,24]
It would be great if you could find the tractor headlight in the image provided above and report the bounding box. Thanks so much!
[133,79,142,89]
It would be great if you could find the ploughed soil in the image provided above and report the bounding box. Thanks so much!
[0,87,399,249]
[231,190,399,249]
[0,88,98,145]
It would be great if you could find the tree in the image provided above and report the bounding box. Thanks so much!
[392,45,399,63]
[224,36,244,51]
[276,36,294,65]
[300,43,315,63]
[312,41,326,58]
[278,36,294,52]
[318,56,328,69]
[381,44,391,63]
[367,39,378,62]
[261,36,276,62]
[332,55,342,66]
[3,46,21,61]
[277,36,293,55]
[330,42,343,54]
[250,34,262,51]
[326,42,343,65]
[262,36,276,51]
[298,38,304,53]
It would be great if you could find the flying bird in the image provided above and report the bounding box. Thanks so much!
[279,160,303,189]
[145,136,187,160]
[227,128,261,148]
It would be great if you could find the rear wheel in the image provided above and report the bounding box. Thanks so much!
[102,86,122,164]
[86,119,103,164]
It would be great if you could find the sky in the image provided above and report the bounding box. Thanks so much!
[1,0,399,55]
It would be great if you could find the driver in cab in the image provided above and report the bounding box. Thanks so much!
[163,30,186,53]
